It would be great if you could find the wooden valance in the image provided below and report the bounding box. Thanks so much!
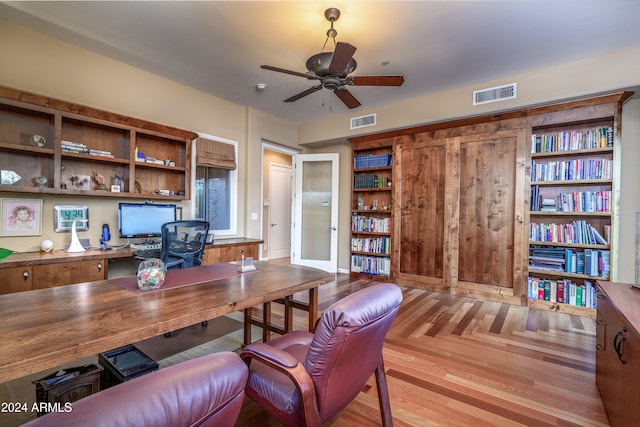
[196,138,236,170]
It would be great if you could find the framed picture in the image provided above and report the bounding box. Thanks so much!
[1,198,43,236]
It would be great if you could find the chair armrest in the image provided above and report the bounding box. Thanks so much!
[241,343,322,426]
[241,342,298,368]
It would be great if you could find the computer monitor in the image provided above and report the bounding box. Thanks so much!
[118,203,176,239]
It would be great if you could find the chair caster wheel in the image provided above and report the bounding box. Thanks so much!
[164,332,172,338]
[201,320,208,327]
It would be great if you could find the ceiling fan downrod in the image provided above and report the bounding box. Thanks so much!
[321,7,341,51]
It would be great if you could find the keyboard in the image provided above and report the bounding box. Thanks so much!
[130,243,162,251]
[134,249,162,259]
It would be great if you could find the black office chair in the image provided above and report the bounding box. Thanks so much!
[160,220,210,337]
[160,220,209,270]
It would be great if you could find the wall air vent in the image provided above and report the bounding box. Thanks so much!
[350,113,376,130]
[473,83,517,106]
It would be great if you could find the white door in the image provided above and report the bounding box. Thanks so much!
[292,153,339,272]
[268,163,292,259]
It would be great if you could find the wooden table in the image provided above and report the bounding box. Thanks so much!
[0,261,334,383]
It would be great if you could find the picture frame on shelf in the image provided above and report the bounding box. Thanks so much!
[0,197,43,236]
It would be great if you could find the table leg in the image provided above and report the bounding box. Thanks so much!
[308,287,318,332]
[262,302,272,342]
[284,295,293,333]
[243,308,252,346]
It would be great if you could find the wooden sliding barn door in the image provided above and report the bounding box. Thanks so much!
[394,136,452,291]
[394,126,527,304]
[451,130,526,304]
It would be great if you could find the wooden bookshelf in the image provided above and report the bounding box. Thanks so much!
[526,100,626,316]
[0,86,196,200]
[350,139,394,279]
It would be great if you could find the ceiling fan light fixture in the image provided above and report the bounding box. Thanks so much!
[260,7,404,109]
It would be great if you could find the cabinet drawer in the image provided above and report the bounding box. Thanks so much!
[1,266,33,294]
[32,259,107,289]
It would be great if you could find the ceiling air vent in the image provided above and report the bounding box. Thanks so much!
[350,113,376,130]
[473,83,517,106]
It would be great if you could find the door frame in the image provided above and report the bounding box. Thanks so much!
[261,141,300,260]
[292,153,340,272]
[267,161,292,260]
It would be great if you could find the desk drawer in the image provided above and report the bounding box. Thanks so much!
[32,259,107,289]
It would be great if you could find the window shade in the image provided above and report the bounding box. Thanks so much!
[196,138,236,170]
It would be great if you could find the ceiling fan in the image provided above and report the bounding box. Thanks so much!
[261,7,405,109]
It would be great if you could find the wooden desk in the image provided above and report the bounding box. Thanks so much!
[0,238,263,294]
[0,261,333,383]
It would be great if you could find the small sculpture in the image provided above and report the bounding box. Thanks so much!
[93,171,108,191]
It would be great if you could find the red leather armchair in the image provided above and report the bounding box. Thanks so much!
[23,351,248,427]
[240,283,403,426]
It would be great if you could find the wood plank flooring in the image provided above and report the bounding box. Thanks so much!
[236,273,610,426]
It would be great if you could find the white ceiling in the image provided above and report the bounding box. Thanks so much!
[2,1,640,124]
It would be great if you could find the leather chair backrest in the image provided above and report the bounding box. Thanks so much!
[303,283,402,422]
[23,351,248,427]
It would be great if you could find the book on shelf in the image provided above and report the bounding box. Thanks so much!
[530,127,613,153]
[350,254,390,276]
[353,174,391,189]
[529,245,609,278]
[530,221,611,246]
[354,154,392,169]
[351,214,391,233]
[540,198,557,212]
[528,277,596,308]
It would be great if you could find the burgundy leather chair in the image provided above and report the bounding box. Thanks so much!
[23,351,248,427]
[240,283,402,427]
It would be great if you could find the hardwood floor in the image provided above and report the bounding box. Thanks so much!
[236,273,610,426]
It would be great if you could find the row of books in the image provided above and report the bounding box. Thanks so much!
[529,220,609,245]
[354,153,392,169]
[351,236,391,255]
[531,127,613,153]
[351,255,391,276]
[353,174,391,189]
[61,140,115,158]
[529,246,610,277]
[531,158,612,182]
[352,215,392,233]
[530,188,611,213]
[528,277,597,308]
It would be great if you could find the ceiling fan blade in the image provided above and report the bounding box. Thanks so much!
[261,65,317,80]
[352,75,405,86]
[334,88,361,109]
[329,42,357,74]
[284,85,323,102]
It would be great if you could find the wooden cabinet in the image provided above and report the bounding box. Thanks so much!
[526,97,627,316]
[202,239,262,265]
[1,266,33,295]
[0,249,131,294]
[32,259,107,289]
[350,139,394,278]
[0,86,195,200]
[596,281,640,426]
[0,259,107,293]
